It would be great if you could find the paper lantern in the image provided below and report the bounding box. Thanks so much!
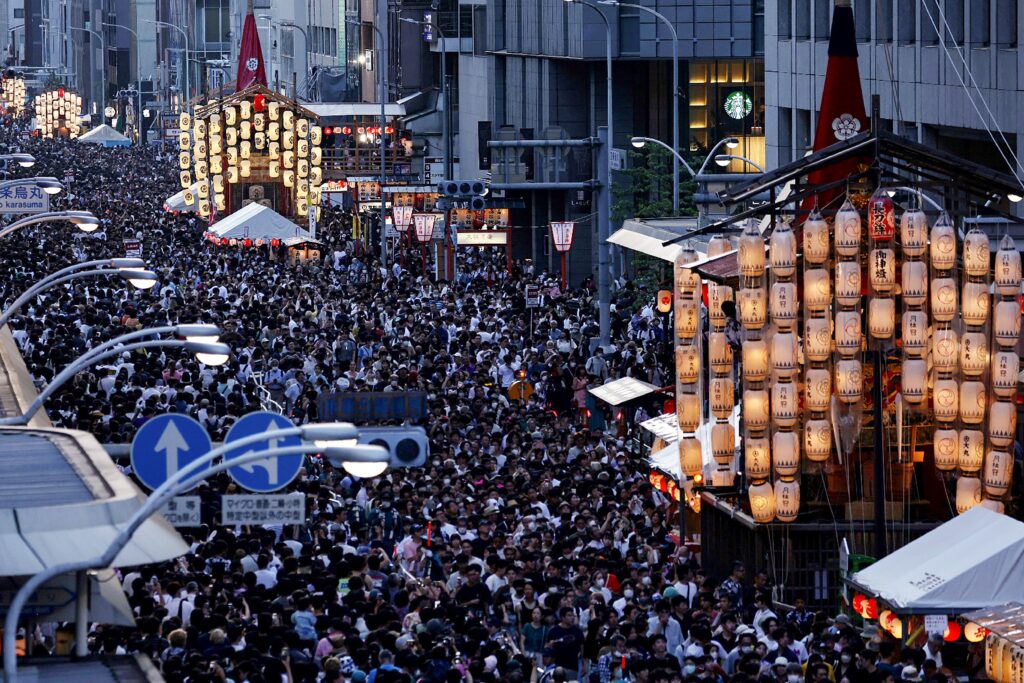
[804,268,831,312]
[868,194,895,241]
[708,234,732,257]
[675,256,700,294]
[869,249,896,292]
[933,428,959,471]
[861,598,879,619]
[933,379,960,422]
[748,481,775,523]
[228,166,240,184]
[283,170,294,188]
[995,234,1022,296]
[804,419,831,461]
[657,289,673,313]
[992,351,1020,398]
[738,223,765,277]
[675,299,699,340]
[179,111,191,129]
[994,300,1021,348]
[835,310,862,357]
[933,329,959,373]
[742,340,769,383]
[675,346,699,384]
[804,318,832,362]
[710,378,735,419]
[269,161,280,178]
[709,332,733,373]
[984,450,1013,497]
[805,368,832,412]
[963,228,991,277]
[745,437,772,479]
[931,213,957,270]
[774,479,800,522]
[959,332,989,377]
[772,431,800,476]
[958,429,985,472]
[962,282,990,327]
[679,438,702,477]
[900,208,928,257]
[902,359,927,405]
[197,179,209,198]
[708,284,733,329]
[964,623,987,643]
[240,159,251,178]
[944,622,962,642]
[902,310,928,357]
[770,220,797,277]
[711,423,735,463]
[804,214,830,264]
[958,382,983,423]
[931,277,958,322]
[869,297,896,339]
[835,200,862,256]
[677,394,701,432]
[836,359,863,404]
[772,383,798,428]
[738,288,767,330]
[835,260,862,307]
[179,170,192,189]
[743,390,770,430]
[268,101,280,120]
[771,282,798,329]
[989,401,1017,449]
[901,261,928,306]
[771,333,799,379]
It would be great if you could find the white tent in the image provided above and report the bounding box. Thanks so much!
[207,202,317,243]
[164,184,200,213]
[849,507,1024,613]
[77,124,130,147]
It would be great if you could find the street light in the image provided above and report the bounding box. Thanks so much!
[69,26,105,112]
[280,21,310,98]
[346,19,389,264]
[142,19,190,110]
[695,137,740,177]
[0,176,64,194]
[715,154,766,173]
[0,153,35,168]
[103,21,144,144]
[2,423,388,682]
[0,210,101,240]
[599,0,680,214]
[629,136,697,177]
[399,17,451,181]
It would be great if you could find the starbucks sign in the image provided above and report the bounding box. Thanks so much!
[724,91,753,120]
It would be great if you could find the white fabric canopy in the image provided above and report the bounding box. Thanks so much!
[164,184,200,213]
[849,507,1024,613]
[77,124,130,147]
[588,377,660,406]
[208,202,314,242]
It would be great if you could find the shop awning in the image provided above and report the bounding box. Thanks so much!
[301,102,407,118]
[588,377,661,406]
[848,507,1024,614]
[609,219,697,263]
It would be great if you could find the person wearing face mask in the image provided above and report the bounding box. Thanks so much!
[612,581,636,616]
[724,629,758,675]
[834,648,857,682]
[786,662,806,683]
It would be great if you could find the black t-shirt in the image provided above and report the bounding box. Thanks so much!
[547,623,584,669]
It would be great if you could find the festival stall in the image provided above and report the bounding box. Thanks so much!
[77,124,131,148]
[204,202,321,263]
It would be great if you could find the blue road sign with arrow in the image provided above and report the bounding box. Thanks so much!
[224,412,303,493]
[131,414,213,491]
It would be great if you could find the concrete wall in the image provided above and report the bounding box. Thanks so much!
[458,52,489,177]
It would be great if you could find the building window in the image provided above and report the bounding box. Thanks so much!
[619,5,640,53]
[754,0,765,54]
[795,1,810,39]
[922,0,940,44]
[897,0,916,43]
[995,0,1017,46]
[473,6,487,56]
[815,0,830,40]
[778,0,792,38]
[877,0,893,41]
[854,0,871,42]
[13,8,23,18]
[944,0,965,44]
[778,107,793,165]
[970,0,991,45]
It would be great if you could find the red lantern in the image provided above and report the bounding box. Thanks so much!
[342,126,352,135]
[219,238,229,246]
[323,127,332,135]
[385,126,394,134]
[852,594,865,614]
[58,87,64,98]
[253,93,266,112]
[862,598,878,619]
[943,622,961,642]
[657,289,673,313]
[270,238,280,248]
[229,238,238,247]
[243,238,252,247]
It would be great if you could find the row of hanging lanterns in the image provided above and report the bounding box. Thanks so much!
[1,74,26,114]
[178,90,323,220]
[677,192,1023,523]
[852,595,989,643]
[986,632,1024,683]
[203,233,281,248]
[674,246,704,483]
[33,89,82,138]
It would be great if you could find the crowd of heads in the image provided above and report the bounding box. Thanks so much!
[0,126,960,683]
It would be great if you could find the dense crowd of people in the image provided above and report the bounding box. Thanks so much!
[0,128,967,683]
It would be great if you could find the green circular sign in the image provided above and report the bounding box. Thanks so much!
[724,91,753,120]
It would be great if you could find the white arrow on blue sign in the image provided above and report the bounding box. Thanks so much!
[130,414,213,491]
[224,412,303,493]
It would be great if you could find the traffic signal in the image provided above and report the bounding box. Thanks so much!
[357,426,429,468]
[437,180,488,210]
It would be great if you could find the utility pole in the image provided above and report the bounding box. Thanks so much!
[597,126,611,347]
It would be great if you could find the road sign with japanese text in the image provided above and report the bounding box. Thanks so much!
[221,494,306,525]
[0,183,49,214]
[160,496,202,527]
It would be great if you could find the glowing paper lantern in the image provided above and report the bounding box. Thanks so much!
[738,223,766,277]
[675,299,699,340]
[745,437,772,479]
[769,220,797,277]
[803,214,830,264]
[900,208,928,257]
[679,438,702,477]
[963,228,990,277]
[748,481,775,523]
[992,351,1020,398]
[805,368,832,412]
[835,260,862,307]
[930,213,957,271]
[933,329,959,373]
[771,333,799,379]
[804,318,832,362]
[964,623,987,643]
[995,234,1022,296]
[962,282,990,327]
[902,311,928,357]
[869,249,896,292]
[994,300,1022,348]
[933,379,960,422]
[933,428,958,471]
[771,282,798,329]
[771,382,798,427]
[708,234,732,257]
[868,297,896,339]
[835,310,862,357]
[709,333,733,373]
[708,285,733,330]
[901,261,928,306]
[931,277,958,322]
[804,419,831,461]
[959,381,986,424]
[902,359,926,405]
[677,394,701,432]
[804,268,831,312]
[743,390,770,430]
[676,346,699,384]
[861,598,878,620]
[712,423,735,464]
[836,359,863,404]
[772,432,800,476]
[710,378,735,419]
[984,450,1013,497]
[834,200,861,256]
[959,429,985,472]
[989,401,1017,449]
[742,340,769,383]
[944,622,962,642]
[774,479,800,522]
[738,288,767,330]
[958,331,988,378]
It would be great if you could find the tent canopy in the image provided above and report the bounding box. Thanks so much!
[588,377,661,406]
[164,184,200,213]
[208,202,315,242]
[848,507,1024,614]
[77,124,130,147]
